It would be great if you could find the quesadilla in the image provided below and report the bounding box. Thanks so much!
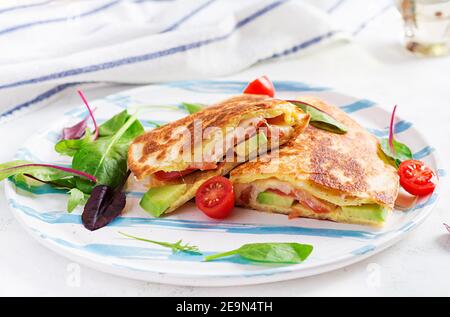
[128,94,310,216]
[230,96,399,226]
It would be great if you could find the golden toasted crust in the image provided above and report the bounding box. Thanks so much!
[128,94,308,179]
[230,96,399,207]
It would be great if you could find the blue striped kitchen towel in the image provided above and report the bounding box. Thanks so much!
[0,0,393,122]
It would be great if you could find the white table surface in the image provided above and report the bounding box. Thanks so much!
[1,8,449,297]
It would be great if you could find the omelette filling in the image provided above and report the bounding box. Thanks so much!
[153,113,295,181]
[233,179,389,226]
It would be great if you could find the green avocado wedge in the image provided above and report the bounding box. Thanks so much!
[341,204,388,224]
[257,191,294,208]
[140,184,187,217]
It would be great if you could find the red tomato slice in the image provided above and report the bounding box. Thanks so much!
[196,176,234,219]
[154,168,197,181]
[243,76,275,97]
[398,160,437,196]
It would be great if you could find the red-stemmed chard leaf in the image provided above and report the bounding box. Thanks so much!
[388,105,397,156]
[0,163,97,183]
[62,116,89,140]
[82,170,130,231]
[77,89,99,140]
[444,223,450,233]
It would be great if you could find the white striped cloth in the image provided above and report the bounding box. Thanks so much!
[0,0,393,122]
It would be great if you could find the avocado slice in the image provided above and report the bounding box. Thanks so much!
[257,191,294,208]
[235,133,268,159]
[140,184,187,217]
[341,204,388,223]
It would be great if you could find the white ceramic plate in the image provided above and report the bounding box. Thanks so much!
[5,80,444,286]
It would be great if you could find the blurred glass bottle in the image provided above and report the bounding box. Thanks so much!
[395,0,450,56]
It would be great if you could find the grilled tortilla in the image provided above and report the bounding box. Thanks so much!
[128,94,310,215]
[230,96,399,226]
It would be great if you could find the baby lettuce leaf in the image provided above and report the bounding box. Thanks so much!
[72,111,144,193]
[67,188,88,213]
[204,242,313,264]
[288,100,347,134]
[98,110,132,137]
[118,232,201,254]
[181,102,205,114]
[55,128,93,157]
[380,138,412,168]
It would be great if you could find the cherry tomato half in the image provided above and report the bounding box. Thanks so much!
[398,159,437,196]
[154,168,197,181]
[243,76,275,97]
[196,176,235,219]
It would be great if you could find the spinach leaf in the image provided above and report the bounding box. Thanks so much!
[181,102,205,114]
[67,188,88,213]
[55,128,93,157]
[204,242,313,264]
[98,110,130,136]
[380,138,413,167]
[288,100,347,134]
[72,112,144,193]
[118,232,201,254]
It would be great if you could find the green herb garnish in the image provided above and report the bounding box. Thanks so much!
[181,102,205,114]
[204,242,313,264]
[67,188,88,213]
[288,100,347,134]
[119,232,202,254]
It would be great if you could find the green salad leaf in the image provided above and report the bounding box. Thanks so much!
[181,102,205,114]
[204,242,313,264]
[288,100,347,134]
[67,188,88,213]
[380,138,413,167]
[55,128,93,157]
[72,110,144,193]
[119,232,201,254]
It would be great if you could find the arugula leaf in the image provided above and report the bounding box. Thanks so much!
[119,232,201,254]
[204,242,313,264]
[288,100,347,134]
[380,138,413,167]
[72,111,144,193]
[55,128,93,157]
[67,188,88,213]
[181,102,205,114]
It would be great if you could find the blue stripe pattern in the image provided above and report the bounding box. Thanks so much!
[0,0,121,37]
[413,146,435,160]
[0,0,52,15]
[264,31,338,60]
[368,120,413,137]
[161,0,216,33]
[340,99,375,113]
[352,3,393,36]
[0,0,287,91]
[327,0,346,13]
[9,199,381,240]
[0,82,81,118]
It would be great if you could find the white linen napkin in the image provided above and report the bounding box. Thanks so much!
[0,0,393,122]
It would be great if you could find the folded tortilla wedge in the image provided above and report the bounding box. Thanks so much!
[128,94,310,215]
[230,97,399,226]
